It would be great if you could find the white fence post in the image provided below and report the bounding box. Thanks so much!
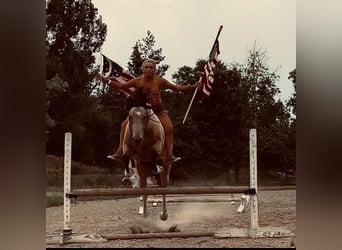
[60,132,72,243]
[249,128,259,238]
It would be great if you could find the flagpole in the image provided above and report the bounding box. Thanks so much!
[182,86,199,124]
[182,25,223,124]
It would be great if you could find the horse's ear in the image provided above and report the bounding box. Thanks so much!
[127,87,148,108]
[136,87,145,98]
[136,87,148,106]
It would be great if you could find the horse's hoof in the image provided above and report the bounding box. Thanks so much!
[160,211,168,221]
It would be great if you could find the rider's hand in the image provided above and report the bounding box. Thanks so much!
[193,81,201,89]
[99,75,110,83]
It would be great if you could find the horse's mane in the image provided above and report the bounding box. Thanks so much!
[126,87,150,110]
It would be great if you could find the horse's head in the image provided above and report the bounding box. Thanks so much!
[128,106,149,146]
[127,88,151,146]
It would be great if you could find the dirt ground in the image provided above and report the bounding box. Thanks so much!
[46,189,296,248]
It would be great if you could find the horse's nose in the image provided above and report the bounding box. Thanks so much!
[133,137,143,146]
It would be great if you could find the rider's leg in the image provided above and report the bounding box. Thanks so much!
[156,112,181,163]
[108,117,128,161]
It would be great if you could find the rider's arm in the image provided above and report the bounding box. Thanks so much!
[160,77,198,92]
[109,78,137,90]
[100,75,137,90]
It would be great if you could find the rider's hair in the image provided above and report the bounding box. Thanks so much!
[141,58,157,72]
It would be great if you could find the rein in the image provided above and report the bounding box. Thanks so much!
[143,105,161,124]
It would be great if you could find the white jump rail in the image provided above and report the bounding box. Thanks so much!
[47,129,294,245]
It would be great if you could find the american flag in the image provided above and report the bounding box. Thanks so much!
[198,39,220,96]
[101,54,136,97]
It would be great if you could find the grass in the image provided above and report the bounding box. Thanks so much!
[46,195,64,208]
[46,154,126,207]
[46,173,126,207]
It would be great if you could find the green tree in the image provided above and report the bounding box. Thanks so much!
[285,69,296,171]
[165,63,203,174]
[46,75,68,140]
[238,42,291,172]
[287,69,296,116]
[46,0,106,94]
[170,59,250,182]
[127,43,143,76]
[46,0,107,163]
[127,30,169,76]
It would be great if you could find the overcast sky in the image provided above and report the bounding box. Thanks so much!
[92,0,296,101]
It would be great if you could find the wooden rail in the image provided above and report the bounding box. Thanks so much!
[69,185,296,197]
[103,231,215,240]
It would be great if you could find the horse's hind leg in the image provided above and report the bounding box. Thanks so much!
[159,163,171,221]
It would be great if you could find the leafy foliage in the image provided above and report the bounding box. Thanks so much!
[287,69,296,116]
[46,0,108,163]
[127,30,169,76]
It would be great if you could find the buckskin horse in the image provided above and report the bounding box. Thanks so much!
[121,89,171,220]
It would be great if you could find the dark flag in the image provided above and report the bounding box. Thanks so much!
[198,39,220,97]
[101,54,136,97]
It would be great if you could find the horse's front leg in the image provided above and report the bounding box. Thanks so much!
[159,162,171,221]
[138,168,148,218]
[142,194,148,218]
[160,194,168,220]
